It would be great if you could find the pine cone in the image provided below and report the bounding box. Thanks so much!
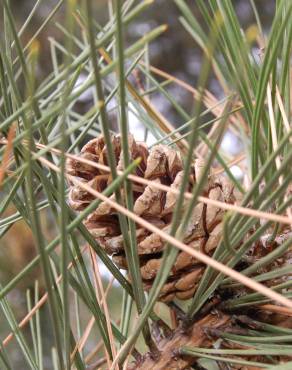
[67,134,235,302]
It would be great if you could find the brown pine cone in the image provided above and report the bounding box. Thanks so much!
[67,134,235,302]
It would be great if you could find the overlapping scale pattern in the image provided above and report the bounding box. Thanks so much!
[67,134,235,301]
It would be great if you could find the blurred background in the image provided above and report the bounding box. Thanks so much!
[6,0,275,121]
[0,1,275,368]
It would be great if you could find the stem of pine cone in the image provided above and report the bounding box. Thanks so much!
[128,312,231,370]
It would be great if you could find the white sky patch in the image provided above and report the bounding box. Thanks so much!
[72,77,158,147]
[220,130,243,156]
[98,258,124,287]
[128,103,156,146]
[220,130,244,179]
[230,165,243,180]
[73,73,94,103]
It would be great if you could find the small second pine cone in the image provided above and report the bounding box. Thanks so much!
[67,134,235,302]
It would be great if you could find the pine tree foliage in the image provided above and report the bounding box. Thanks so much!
[0,0,291,369]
